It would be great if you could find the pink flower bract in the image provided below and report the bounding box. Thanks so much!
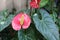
[30,0,41,8]
[12,12,31,31]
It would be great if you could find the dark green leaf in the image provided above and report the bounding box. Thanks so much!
[40,0,49,7]
[33,9,59,40]
[50,11,57,22]
[18,27,36,40]
[0,15,14,32]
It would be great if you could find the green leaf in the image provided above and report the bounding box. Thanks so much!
[57,17,60,29]
[40,0,49,8]
[18,27,36,40]
[50,11,57,22]
[0,15,14,32]
[33,9,59,40]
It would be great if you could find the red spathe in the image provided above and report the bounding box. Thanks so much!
[30,0,41,8]
[12,12,31,31]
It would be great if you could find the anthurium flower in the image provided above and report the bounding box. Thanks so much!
[30,0,41,8]
[12,12,31,31]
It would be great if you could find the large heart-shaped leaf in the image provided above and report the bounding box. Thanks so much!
[18,27,36,40]
[40,0,49,7]
[33,9,59,40]
[0,15,14,32]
